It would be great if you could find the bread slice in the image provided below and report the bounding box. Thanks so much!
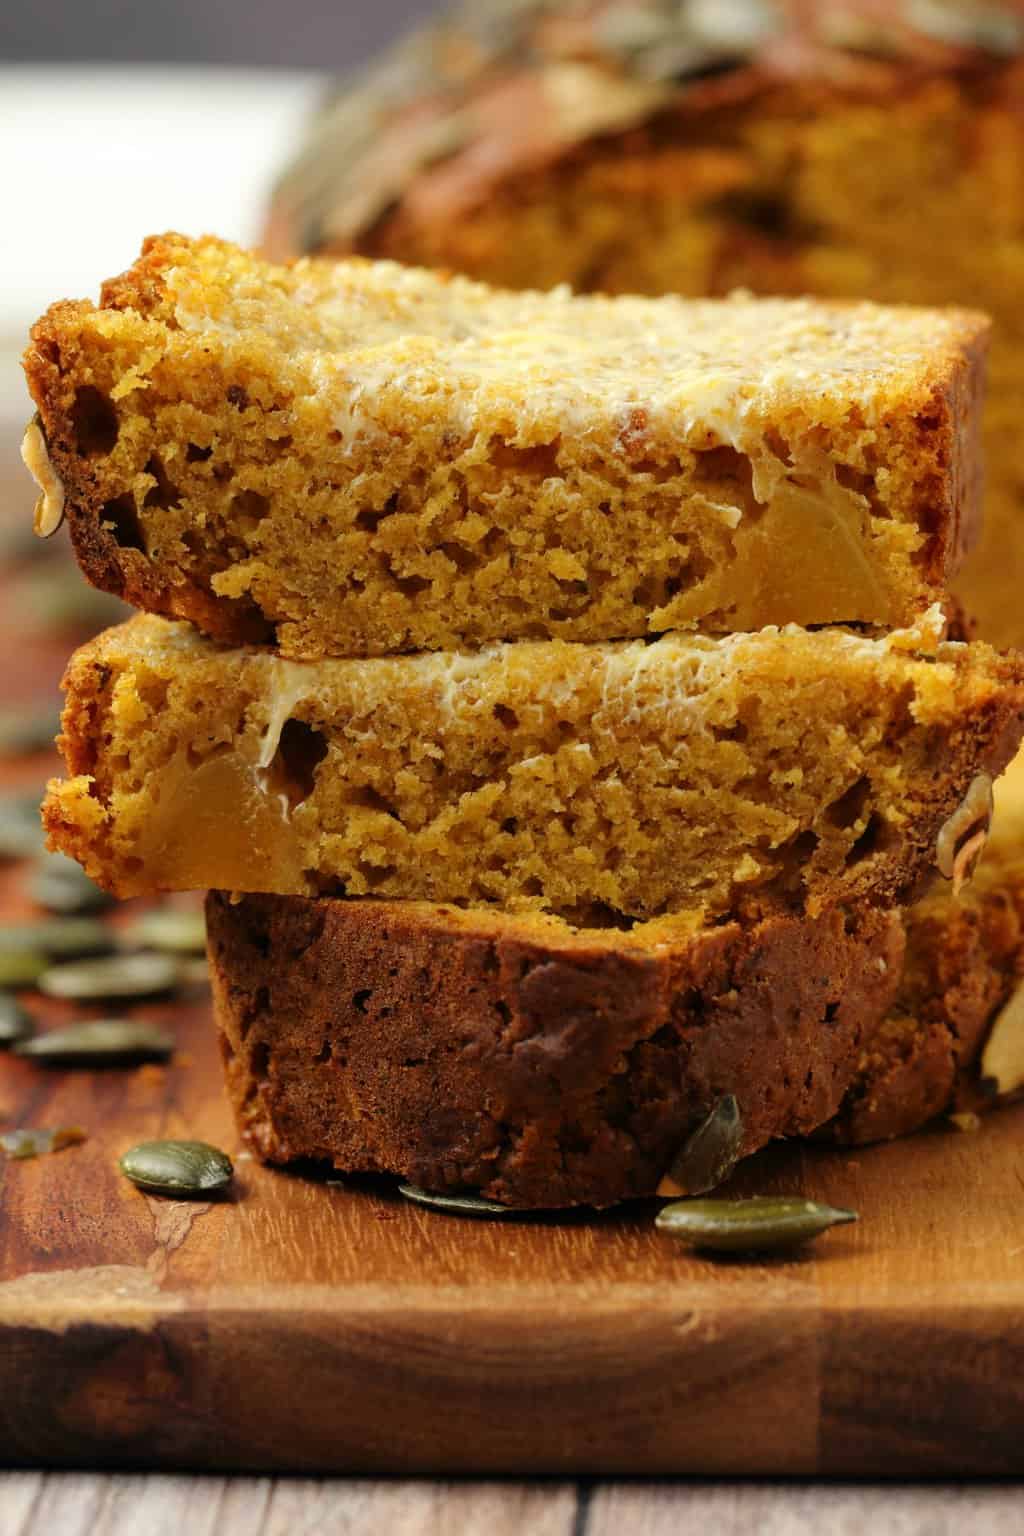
[44,610,1024,920]
[206,893,903,1210]
[264,2,1024,651]
[23,234,987,657]
[826,749,1024,1145]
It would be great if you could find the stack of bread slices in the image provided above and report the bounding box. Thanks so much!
[21,234,1024,1207]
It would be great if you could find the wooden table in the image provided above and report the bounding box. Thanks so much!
[2,1474,1023,1533]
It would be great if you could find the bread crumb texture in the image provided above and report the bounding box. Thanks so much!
[44,611,1024,919]
[24,234,986,657]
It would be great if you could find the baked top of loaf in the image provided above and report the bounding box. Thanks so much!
[24,233,986,654]
[44,610,1024,919]
[265,0,1024,258]
[207,891,902,1208]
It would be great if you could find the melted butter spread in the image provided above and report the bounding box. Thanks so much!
[165,242,984,462]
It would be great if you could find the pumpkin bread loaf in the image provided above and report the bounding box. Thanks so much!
[264,0,1024,651]
[42,610,1024,918]
[23,234,987,656]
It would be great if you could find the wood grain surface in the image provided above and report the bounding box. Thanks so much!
[2,1475,1024,1535]
[1,437,1024,1480]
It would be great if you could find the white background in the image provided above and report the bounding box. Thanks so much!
[1,69,325,410]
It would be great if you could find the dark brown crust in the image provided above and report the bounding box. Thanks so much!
[207,892,903,1209]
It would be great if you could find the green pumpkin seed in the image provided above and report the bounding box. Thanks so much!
[656,1197,858,1254]
[38,951,178,1001]
[122,907,207,955]
[2,917,114,960]
[0,707,61,757]
[15,1017,174,1065]
[398,1182,515,1217]
[16,568,129,634]
[0,793,45,860]
[658,1094,743,1199]
[0,948,48,987]
[177,955,211,988]
[0,994,34,1047]
[28,853,113,914]
[0,518,56,564]
[119,1139,233,1197]
[0,1126,86,1160]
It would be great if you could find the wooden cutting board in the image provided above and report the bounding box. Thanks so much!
[1,468,1023,1479]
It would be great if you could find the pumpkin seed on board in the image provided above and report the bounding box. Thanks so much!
[14,1018,174,1065]
[122,907,207,955]
[0,793,45,861]
[0,707,61,757]
[0,517,56,564]
[28,853,113,915]
[15,568,129,635]
[38,951,178,1001]
[657,1094,743,1199]
[0,948,48,988]
[2,917,114,960]
[398,1182,516,1217]
[0,1126,86,1160]
[177,955,211,989]
[656,1197,858,1255]
[119,1140,233,1197]
[0,994,34,1047]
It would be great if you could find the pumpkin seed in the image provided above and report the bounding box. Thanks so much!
[15,1018,174,1064]
[119,1139,233,1197]
[122,907,207,955]
[28,853,113,914]
[0,948,48,987]
[658,1094,743,1199]
[177,955,211,988]
[907,0,1024,55]
[0,994,34,1047]
[15,568,129,634]
[656,1197,858,1254]
[2,917,114,960]
[0,518,55,564]
[0,707,61,757]
[398,1182,515,1217]
[0,793,45,860]
[38,951,178,1001]
[0,1126,86,1160]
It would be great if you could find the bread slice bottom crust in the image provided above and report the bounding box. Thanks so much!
[207,894,902,1209]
